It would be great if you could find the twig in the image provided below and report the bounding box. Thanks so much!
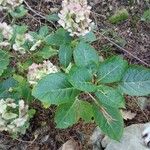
[87,93,114,121]
[0,132,36,144]
[23,0,56,28]
[96,31,150,67]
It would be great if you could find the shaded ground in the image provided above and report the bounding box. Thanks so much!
[0,0,150,149]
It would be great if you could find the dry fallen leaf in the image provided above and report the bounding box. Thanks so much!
[59,139,79,150]
[121,110,136,120]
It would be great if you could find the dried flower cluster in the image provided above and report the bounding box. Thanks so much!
[0,22,13,47]
[0,0,23,10]
[58,0,94,36]
[0,22,41,54]
[13,32,34,54]
[27,60,58,85]
[0,98,30,135]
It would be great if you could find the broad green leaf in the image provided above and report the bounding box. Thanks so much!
[13,74,32,101]
[79,32,96,43]
[68,66,97,92]
[119,66,150,96]
[0,50,10,76]
[0,66,15,78]
[13,25,28,34]
[29,31,39,39]
[74,42,99,67]
[46,13,59,22]
[93,104,124,140]
[0,78,18,99]
[35,46,58,59]
[45,28,71,46]
[86,62,99,75]
[97,56,128,83]
[17,59,33,71]
[11,25,28,44]
[55,99,93,128]
[96,85,125,108]
[32,73,80,105]
[38,26,49,37]
[59,44,73,68]
[10,5,28,18]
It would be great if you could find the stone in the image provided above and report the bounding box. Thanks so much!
[59,139,79,150]
[90,127,104,150]
[102,123,150,150]
[137,97,150,110]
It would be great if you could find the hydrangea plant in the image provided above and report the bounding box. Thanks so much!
[32,0,150,141]
[0,0,149,141]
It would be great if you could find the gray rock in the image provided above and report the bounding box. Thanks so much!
[137,97,150,110]
[102,123,150,150]
[90,127,104,150]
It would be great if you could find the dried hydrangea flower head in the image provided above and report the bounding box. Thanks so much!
[0,99,30,135]
[12,33,34,54]
[0,22,35,54]
[27,60,58,85]
[58,0,94,36]
[0,22,13,47]
[0,22,13,40]
[0,0,24,10]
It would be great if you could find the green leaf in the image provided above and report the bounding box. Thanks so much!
[46,13,59,22]
[74,42,99,67]
[32,73,80,105]
[0,50,10,76]
[38,26,49,37]
[0,66,15,78]
[96,85,125,108]
[79,32,96,43]
[59,44,73,68]
[141,9,150,22]
[11,25,28,44]
[119,66,150,96]
[68,66,97,92]
[10,5,28,18]
[97,56,128,83]
[0,78,18,99]
[13,25,28,34]
[55,99,93,128]
[93,104,124,140]
[13,74,32,101]
[35,46,58,59]
[45,28,71,46]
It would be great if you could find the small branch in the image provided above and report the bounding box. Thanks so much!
[0,132,36,144]
[96,32,150,67]
[24,0,56,28]
[87,93,114,122]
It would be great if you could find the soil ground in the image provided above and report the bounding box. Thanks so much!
[0,0,150,149]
